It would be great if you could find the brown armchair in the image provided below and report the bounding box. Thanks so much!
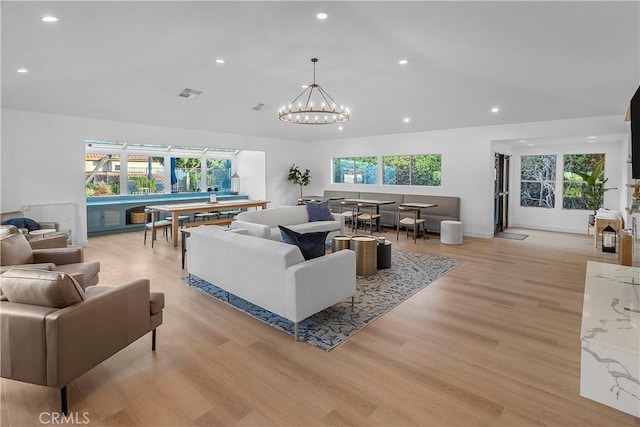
[1,210,68,247]
[0,232,99,288]
[0,268,164,415]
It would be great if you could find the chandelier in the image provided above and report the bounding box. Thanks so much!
[278,58,350,125]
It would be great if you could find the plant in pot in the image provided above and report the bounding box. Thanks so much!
[287,164,311,198]
[575,160,608,225]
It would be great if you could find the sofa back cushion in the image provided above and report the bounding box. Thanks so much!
[279,226,329,260]
[305,200,334,222]
[0,233,34,266]
[236,206,309,227]
[0,268,85,308]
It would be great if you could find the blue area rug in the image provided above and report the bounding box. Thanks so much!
[183,248,462,351]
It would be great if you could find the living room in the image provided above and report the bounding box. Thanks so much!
[2,1,639,425]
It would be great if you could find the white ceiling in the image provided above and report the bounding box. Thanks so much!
[2,1,639,143]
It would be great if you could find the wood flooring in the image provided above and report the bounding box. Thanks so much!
[2,228,639,426]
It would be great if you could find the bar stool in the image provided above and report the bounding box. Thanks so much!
[396,206,426,243]
[194,211,220,222]
[167,214,190,227]
[356,203,381,234]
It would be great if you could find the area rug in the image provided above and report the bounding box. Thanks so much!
[183,249,462,351]
[495,231,529,240]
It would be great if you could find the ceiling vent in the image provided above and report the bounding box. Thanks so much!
[178,88,202,98]
[252,103,265,111]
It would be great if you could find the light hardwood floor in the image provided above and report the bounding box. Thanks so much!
[2,228,639,426]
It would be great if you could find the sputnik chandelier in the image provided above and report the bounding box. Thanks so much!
[278,58,350,125]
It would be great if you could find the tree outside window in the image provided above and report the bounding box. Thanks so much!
[520,155,556,208]
[383,154,441,186]
[562,153,605,209]
[85,153,120,197]
[206,158,232,191]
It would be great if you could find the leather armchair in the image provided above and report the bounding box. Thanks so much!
[0,232,100,288]
[0,269,164,415]
[1,224,68,249]
[1,210,68,247]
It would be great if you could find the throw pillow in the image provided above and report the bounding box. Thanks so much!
[278,226,329,260]
[305,200,334,222]
[0,268,85,308]
[3,217,38,232]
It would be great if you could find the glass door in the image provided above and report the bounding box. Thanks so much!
[494,153,510,234]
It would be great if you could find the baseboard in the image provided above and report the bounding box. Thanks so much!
[508,222,585,235]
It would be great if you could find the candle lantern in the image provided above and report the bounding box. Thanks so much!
[230,173,240,195]
[601,225,617,253]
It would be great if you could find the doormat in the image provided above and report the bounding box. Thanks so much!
[495,231,529,240]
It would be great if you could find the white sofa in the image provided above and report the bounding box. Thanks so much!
[187,226,356,338]
[230,205,344,241]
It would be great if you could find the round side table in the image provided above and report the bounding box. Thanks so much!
[351,235,377,276]
[377,240,392,269]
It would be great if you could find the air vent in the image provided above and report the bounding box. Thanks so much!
[178,88,202,98]
[252,103,265,111]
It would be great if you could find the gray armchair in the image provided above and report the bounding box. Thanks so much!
[0,268,164,414]
[0,232,99,288]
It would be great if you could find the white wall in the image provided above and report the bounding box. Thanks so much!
[235,150,266,200]
[1,109,303,245]
[508,140,624,234]
[303,115,628,238]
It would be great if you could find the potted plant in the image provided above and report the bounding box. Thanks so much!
[287,164,311,198]
[575,160,608,225]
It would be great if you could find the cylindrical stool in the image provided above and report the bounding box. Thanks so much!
[351,235,378,276]
[377,239,392,269]
[440,221,463,245]
[332,235,351,253]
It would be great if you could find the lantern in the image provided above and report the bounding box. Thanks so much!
[601,225,617,253]
[230,173,240,195]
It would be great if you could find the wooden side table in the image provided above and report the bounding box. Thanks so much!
[594,218,623,248]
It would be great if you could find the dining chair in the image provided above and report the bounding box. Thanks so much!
[396,206,426,243]
[356,203,381,234]
[336,201,358,232]
[144,208,172,248]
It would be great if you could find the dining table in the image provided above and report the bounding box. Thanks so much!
[150,199,269,246]
[343,198,396,232]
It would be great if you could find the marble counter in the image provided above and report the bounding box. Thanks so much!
[581,261,640,417]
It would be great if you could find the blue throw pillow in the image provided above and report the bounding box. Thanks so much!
[278,226,329,260]
[305,200,334,222]
[3,217,38,232]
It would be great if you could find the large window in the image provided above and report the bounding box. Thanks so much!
[332,157,377,184]
[85,153,120,196]
[383,154,441,186]
[85,140,236,197]
[520,155,556,208]
[562,153,605,209]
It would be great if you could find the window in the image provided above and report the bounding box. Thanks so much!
[173,157,202,192]
[206,158,232,191]
[562,153,605,209]
[383,154,441,186]
[520,155,556,208]
[127,155,164,194]
[85,153,120,196]
[332,157,377,184]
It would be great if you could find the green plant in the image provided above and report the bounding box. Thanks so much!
[287,164,311,197]
[574,160,608,214]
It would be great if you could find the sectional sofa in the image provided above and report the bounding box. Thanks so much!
[323,190,460,233]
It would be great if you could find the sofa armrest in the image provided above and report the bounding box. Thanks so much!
[29,234,68,250]
[44,279,153,388]
[37,221,59,231]
[0,263,56,274]
[32,247,83,265]
[285,249,356,322]
[230,220,271,239]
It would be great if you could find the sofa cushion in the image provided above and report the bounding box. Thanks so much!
[0,268,85,308]
[3,217,38,232]
[0,233,34,266]
[279,226,329,260]
[306,200,333,222]
[236,206,309,228]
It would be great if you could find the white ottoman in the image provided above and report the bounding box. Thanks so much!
[440,221,463,245]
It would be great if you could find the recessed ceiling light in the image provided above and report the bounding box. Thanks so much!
[17,68,28,73]
[403,117,410,123]
[41,16,58,23]
[491,107,500,113]
[519,139,527,143]
[316,12,328,20]
[338,126,343,131]
[398,59,409,65]
[527,143,535,147]
[215,59,225,64]
[587,139,597,143]
[588,136,597,139]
